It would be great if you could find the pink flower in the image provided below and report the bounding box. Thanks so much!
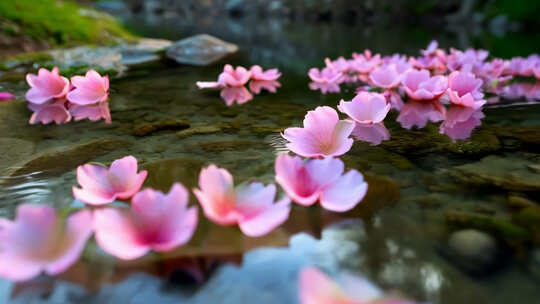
[249,80,281,94]
[439,106,484,141]
[447,71,485,109]
[218,64,252,87]
[220,86,253,106]
[0,205,93,281]
[282,106,355,158]
[25,67,70,104]
[193,165,291,237]
[397,100,446,129]
[338,92,390,125]
[0,91,15,101]
[67,70,109,105]
[69,102,111,123]
[72,155,147,206]
[93,183,198,260]
[299,267,417,304]
[28,99,72,125]
[250,65,281,81]
[351,51,382,73]
[325,57,357,83]
[350,123,390,146]
[369,65,401,89]
[308,67,343,94]
[275,155,367,212]
[402,69,447,100]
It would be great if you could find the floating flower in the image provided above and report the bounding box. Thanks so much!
[0,91,15,101]
[282,106,355,158]
[28,99,72,125]
[308,67,343,94]
[0,205,93,281]
[397,100,446,129]
[218,64,252,87]
[447,71,486,109]
[220,86,253,106]
[72,155,147,206]
[93,183,197,260]
[68,102,112,123]
[350,50,382,73]
[67,70,109,105]
[299,267,417,304]
[439,106,484,141]
[275,155,367,212]
[369,64,402,89]
[193,165,291,237]
[350,123,390,146]
[338,92,390,125]
[25,67,70,104]
[250,65,281,81]
[402,69,447,100]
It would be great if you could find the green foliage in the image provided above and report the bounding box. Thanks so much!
[483,0,540,24]
[0,0,135,46]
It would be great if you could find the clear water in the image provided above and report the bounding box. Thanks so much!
[0,12,539,304]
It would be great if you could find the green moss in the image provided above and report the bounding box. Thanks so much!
[0,0,135,47]
[445,210,530,248]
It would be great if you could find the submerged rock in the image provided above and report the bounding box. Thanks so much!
[0,138,35,173]
[9,138,131,177]
[176,125,222,138]
[449,156,540,191]
[165,34,239,66]
[133,119,190,136]
[446,229,499,274]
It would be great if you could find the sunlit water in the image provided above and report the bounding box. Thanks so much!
[0,10,539,304]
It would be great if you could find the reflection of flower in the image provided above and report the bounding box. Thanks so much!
[397,100,446,129]
[439,106,484,141]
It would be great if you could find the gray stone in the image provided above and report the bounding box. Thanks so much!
[447,229,499,274]
[165,34,238,66]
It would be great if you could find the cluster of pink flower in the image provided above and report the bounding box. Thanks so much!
[304,41,540,142]
[24,67,111,125]
[0,153,368,281]
[197,64,281,105]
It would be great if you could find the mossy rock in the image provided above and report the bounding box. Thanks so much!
[514,206,540,245]
[132,120,190,136]
[445,210,530,249]
[449,155,540,191]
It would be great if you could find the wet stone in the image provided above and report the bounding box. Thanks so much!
[0,138,35,173]
[176,125,222,138]
[446,229,499,275]
[9,138,131,177]
[133,120,190,136]
[165,34,239,66]
[449,156,540,192]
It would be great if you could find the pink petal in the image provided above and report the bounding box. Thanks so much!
[72,164,115,205]
[44,209,93,275]
[235,183,277,217]
[108,156,147,199]
[93,208,150,260]
[299,267,352,304]
[320,170,368,212]
[238,197,291,237]
[275,154,322,206]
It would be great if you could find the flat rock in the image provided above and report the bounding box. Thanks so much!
[447,229,499,274]
[449,156,540,191]
[9,138,131,177]
[165,34,238,66]
[0,138,35,173]
[176,125,222,138]
[133,119,190,136]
